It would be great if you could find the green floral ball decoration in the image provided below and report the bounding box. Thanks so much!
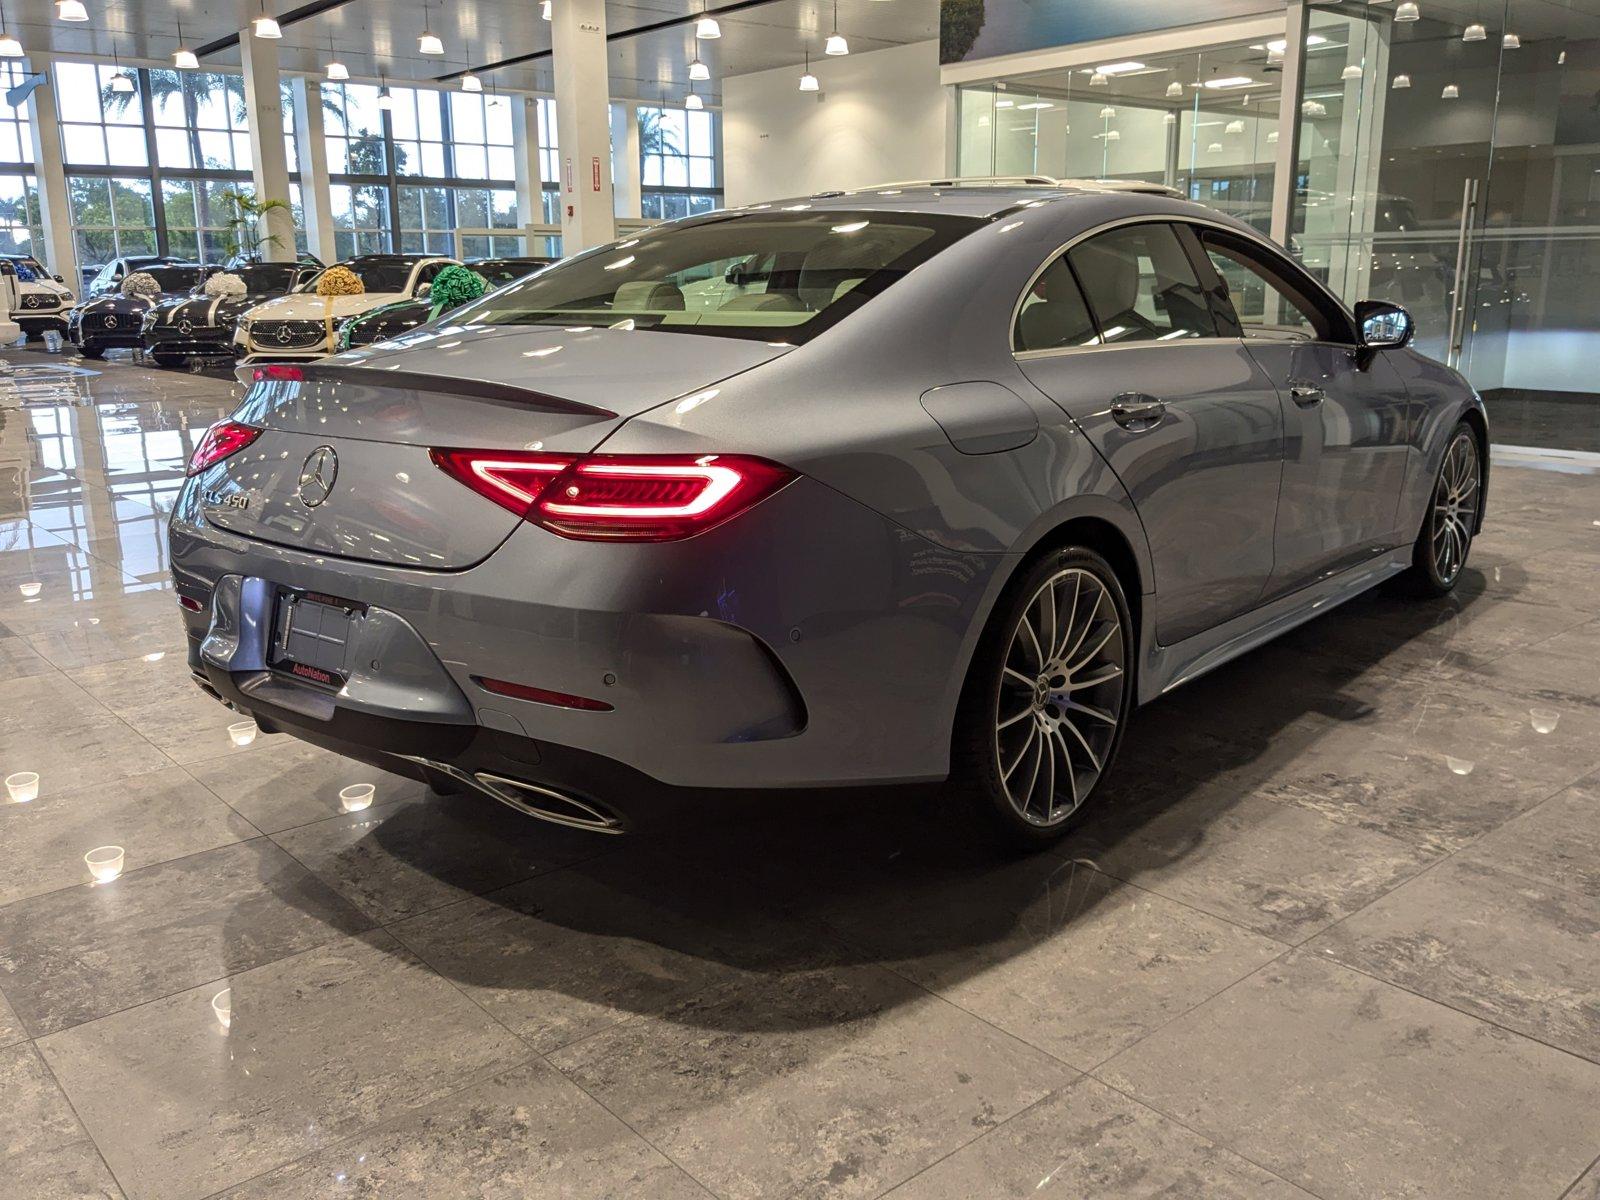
[428,265,489,316]
[121,272,161,298]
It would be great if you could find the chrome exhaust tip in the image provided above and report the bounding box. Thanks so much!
[472,773,630,835]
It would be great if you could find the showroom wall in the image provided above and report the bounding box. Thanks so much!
[722,40,946,205]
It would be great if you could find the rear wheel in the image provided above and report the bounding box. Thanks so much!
[953,547,1134,848]
[1408,422,1480,596]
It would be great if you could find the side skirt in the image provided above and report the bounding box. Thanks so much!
[1136,547,1412,705]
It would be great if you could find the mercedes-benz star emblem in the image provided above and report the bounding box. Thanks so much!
[104,314,117,328]
[297,446,338,508]
[178,318,192,335]
[276,325,293,344]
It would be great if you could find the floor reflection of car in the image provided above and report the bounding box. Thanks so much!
[68,264,207,359]
[1,255,75,338]
[338,256,554,350]
[235,254,460,363]
[141,261,320,368]
[172,183,1487,848]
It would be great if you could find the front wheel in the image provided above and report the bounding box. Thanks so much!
[1408,422,1481,596]
[953,547,1134,848]
[78,343,104,360]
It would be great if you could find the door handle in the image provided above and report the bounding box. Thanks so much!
[1289,381,1325,405]
[1110,394,1166,429]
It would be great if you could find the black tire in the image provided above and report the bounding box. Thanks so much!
[78,344,104,359]
[150,352,186,369]
[951,546,1135,849]
[1406,421,1481,597]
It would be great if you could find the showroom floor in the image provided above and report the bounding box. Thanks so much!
[1,345,1598,1200]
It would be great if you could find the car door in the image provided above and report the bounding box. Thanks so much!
[1195,227,1411,600]
[1016,220,1285,646]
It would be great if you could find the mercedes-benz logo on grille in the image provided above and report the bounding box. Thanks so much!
[178,318,193,334]
[103,314,117,328]
[276,324,294,344]
[297,446,339,508]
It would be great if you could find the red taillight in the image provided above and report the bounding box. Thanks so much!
[476,676,614,712]
[252,364,304,383]
[431,449,793,541]
[187,420,261,476]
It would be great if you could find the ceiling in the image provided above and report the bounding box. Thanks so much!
[0,0,938,102]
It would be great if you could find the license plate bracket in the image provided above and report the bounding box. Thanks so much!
[269,588,364,690]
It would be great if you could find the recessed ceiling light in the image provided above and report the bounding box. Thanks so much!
[1203,76,1254,89]
[1016,101,1053,110]
[1095,61,1145,75]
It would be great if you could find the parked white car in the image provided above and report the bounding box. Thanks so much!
[235,254,459,362]
[2,254,74,339]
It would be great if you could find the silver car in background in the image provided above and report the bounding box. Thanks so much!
[169,183,1486,846]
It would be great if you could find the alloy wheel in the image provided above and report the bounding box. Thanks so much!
[1431,432,1479,585]
[993,566,1127,827]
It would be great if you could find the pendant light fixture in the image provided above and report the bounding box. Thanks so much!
[1089,71,1108,86]
[1099,105,1116,119]
[824,0,848,55]
[1165,80,1183,98]
[799,48,819,92]
[1162,111,1176,124]
[1462,22,1486,41]
[174,18,198,69]
[1395,1,1420,21]
[1341,63,1362,79]
[254,1,282,39]
[326,34,349,80]
[541,0,552,20]
[1392,72,1412,88]
[461,70,483,93]
[419,2,444,55]
[0,12,22,57]
[685,88,704,110]
[1501,32,1520,48]
[1441,82,1459,98]
[377,75,393,109]
[110,47,134,91]
[689,56,710,81]
[1225,118,1245,134]
[56,0,89,21]
[696,12,722,38]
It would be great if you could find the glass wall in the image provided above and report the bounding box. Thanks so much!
[0,62,44,257]
[639,104,721,219]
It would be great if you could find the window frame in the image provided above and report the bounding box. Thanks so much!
[1192,226,1357,345]
[1012,215,1359,359]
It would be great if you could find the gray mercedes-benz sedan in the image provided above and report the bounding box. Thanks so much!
[169,182,1486,845]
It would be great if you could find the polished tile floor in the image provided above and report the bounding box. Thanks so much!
[2,345,1599,1200]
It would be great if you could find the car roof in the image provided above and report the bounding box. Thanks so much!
[731,178,1188,220]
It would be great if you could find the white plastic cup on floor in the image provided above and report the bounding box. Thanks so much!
[227,720,257,747]
[17,580,40,598]
[211,988,232,1032]
[84,845,125,883]
[5,771,39,802]
[1529,708,1561,734]
[339,783,375,813]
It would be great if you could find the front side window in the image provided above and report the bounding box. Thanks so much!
[1066,223,1216,344]
[1201,231,1344,342]
[453,211,981,343]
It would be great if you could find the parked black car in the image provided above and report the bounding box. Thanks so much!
[81,254,189,297]
[68,265,207,359]
[337,256,553,350]
[141,261,319,367]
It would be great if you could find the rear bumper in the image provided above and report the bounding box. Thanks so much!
[168,472,1006,792]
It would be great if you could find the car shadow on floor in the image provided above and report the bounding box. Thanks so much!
[280,568,1496,1037]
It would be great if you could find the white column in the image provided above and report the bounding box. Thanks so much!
[1269,0,1308,250]
[611,101,640,219]
[239,31,295,261]
[291,77,336,264]
[25,55,77,283]
[550,0,616,250]
[512,94,544,249]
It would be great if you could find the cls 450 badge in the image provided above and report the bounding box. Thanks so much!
[202,489,251,510]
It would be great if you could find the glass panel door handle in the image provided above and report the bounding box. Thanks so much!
[1110,394,1167,429]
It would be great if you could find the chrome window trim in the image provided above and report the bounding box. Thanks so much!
[1009,213,1358,362]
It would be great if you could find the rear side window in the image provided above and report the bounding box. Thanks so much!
[1014,257,1097,352]
[451,211,982,343]
[1066,223,1216,344]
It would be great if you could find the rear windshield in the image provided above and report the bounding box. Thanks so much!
[236,263,300,295]
[452,211,982,342]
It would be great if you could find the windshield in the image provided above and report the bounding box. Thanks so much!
[146,267,203,291]
[10,258,45,282]
[235,263,299,295]
[304,260,418,294]
[453,211,981,342]
[474,259,547,286]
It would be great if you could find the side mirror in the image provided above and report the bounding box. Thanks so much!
[1355,299,1414,349]
[53,274,64,283]
[416,281,431,298]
